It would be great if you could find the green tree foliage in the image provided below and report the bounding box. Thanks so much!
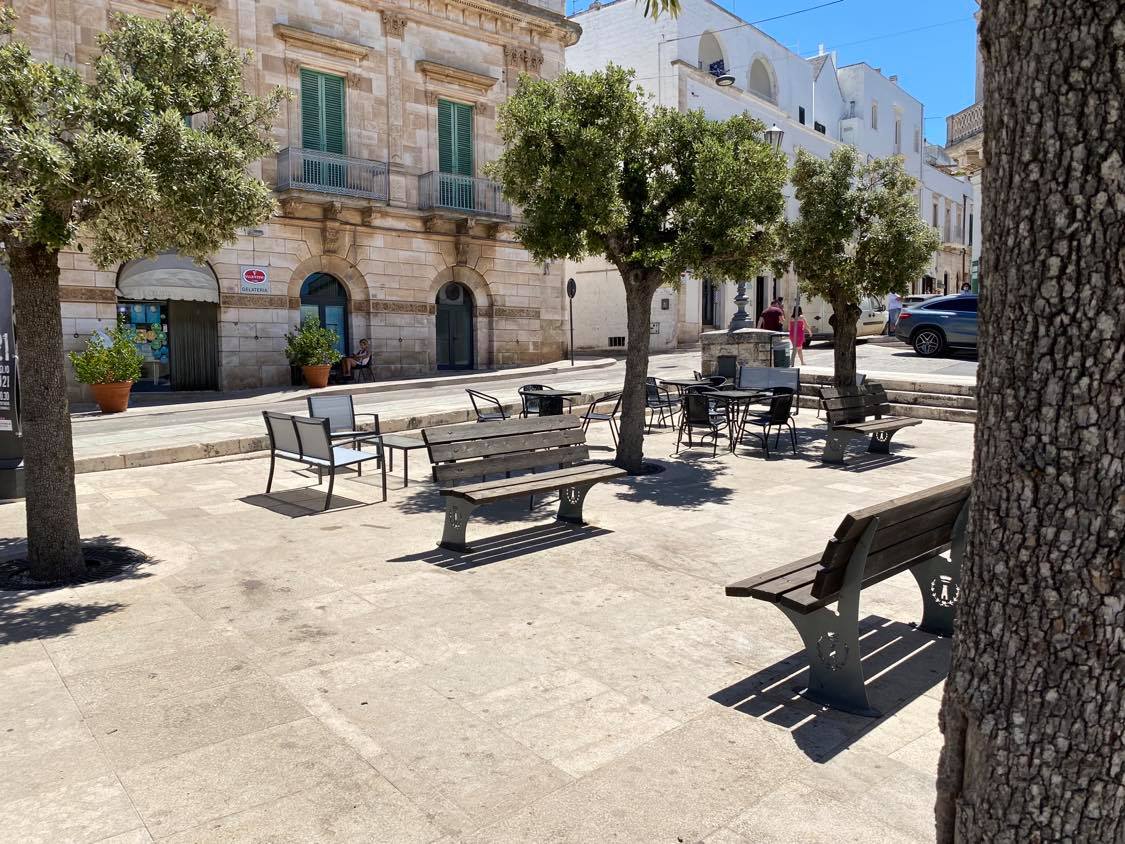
[490,66,787,471]
[68,321,144,385]
[284,317,343,367]
[0,8,283,580]
[782,146,939,388]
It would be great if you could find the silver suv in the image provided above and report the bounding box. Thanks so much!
[894,293,978,356]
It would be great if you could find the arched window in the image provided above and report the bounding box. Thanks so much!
[748,58,775,102]
[300,273,348,356]
[698,32,725,77]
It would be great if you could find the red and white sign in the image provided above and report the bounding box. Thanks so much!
[239,265,270,294]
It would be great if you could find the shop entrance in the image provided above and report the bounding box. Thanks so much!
[116,253,220,392]
[299,273,349,357]
[436,282,474,370]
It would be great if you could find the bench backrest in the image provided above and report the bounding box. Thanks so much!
[422,415,589,484]
[307,395,356,433]
[737,365,800,394]
[811,476,971,598]
[820,383,890,426]
[263,411,302,455]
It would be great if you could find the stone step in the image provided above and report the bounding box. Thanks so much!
[884,389,977,410]
[800,372,976,398]
[795,393,976,424]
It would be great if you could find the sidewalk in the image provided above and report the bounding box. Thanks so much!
[70,352,696,474]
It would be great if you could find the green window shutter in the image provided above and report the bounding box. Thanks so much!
[322,73,346,155]
[438,100,454,173]
[437,99,473,175]
[300,69,346,154]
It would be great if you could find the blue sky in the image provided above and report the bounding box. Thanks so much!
[565,0,980,145]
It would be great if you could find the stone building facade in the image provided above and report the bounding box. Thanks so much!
[10,0,579,398]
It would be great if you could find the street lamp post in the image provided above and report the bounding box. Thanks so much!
[727,121,785,331]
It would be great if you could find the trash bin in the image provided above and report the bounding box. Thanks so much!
[773,338,793,367]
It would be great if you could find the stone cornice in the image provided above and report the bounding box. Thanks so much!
[273,24,370,62]
[125,0,219,10]
[416,61,498,95]
[60,286,117,304]
[382,0,580,47]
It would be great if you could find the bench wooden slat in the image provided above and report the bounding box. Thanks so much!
[428,428,586,464]
[725,553,824,599]
[833,477,971,544]
[822,496,966,570]
[834,417,920,434]
[443,465,625,503]
[423,414,580,446]
[433,445,590,483]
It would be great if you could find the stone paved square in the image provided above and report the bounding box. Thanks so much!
[0,416,972,842]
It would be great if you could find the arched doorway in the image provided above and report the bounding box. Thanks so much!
[300,273,348,357]
[436,282,474,369]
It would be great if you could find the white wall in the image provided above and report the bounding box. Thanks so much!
[566,257,680,352]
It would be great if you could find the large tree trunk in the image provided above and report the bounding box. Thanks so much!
[935,2,1125,841]
[615,269,661,473]
[7,242,84,581]
[828,297,861,389]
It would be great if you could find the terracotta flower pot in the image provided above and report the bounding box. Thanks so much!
[90,381,133,414]
[302,364,331,389]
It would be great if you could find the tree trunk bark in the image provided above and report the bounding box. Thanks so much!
[828,298,860,389]
[935,2,1125,841]
[7,242,85,581]
[615,270,660,473]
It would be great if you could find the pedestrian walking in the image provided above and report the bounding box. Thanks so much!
[887,291,902,334]
[757,299,785,332]
[789,306,810,366]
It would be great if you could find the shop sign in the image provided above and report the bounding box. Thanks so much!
[239,265,270,295]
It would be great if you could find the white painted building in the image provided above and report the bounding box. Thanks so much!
[564,0,973,351]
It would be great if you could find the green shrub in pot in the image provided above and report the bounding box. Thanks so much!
[284,317,343,367]
[69,321,144,385]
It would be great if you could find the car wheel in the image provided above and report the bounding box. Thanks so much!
[912,328,945,357]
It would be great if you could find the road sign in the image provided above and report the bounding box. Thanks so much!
[566,278,576,299]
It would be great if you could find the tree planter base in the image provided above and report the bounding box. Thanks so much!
[90,381,133,414]
[302,365,331,389]
[0,542,152,590]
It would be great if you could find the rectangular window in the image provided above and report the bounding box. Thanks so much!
[798,106,806,125]
[969,213,974,246]
[894,117,902,152]
[932,201,939,228]
[438,99,474,210]
[300,68,346,155]
[608,336,625,348]
[870,101,878,130]
[914,126,921,152]
[814,121,826,134]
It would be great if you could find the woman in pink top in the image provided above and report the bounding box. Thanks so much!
[789,307,810,365]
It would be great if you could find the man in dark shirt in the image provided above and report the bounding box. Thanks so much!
[757,299,784,331]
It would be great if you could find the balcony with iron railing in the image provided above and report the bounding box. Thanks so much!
[418,172,511,219]
[276,148,390,202]
[946,101,984,147]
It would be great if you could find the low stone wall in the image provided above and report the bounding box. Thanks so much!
[699,328,780,375]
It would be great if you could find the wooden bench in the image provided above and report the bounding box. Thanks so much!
[725,477,970,716]
[820,383,921,464]
[421,415,627,552]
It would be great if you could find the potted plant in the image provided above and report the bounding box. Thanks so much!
[68,321,145,413]
[284,317,342,388]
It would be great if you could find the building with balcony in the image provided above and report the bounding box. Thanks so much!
[11,0,580,396]
[944,1,984,289]
[565,0,973,351]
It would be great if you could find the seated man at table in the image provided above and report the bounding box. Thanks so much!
[340,338,371,378]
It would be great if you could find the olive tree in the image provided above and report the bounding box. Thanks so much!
[0,8,282,581]
[782,146,939,388]
[490,66,787,472]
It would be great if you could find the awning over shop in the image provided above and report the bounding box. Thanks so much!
[117,253,219,303]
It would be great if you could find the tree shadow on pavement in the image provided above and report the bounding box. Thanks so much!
[0,535,157,644]
[711,615,950,762]
[612,457,735,509]
[388,522,612,571]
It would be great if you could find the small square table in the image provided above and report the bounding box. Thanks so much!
[519,388,581,416]
[379,434,428,487]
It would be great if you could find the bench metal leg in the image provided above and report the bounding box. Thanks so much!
[822,429,855,464]
[909,554,960,637]
[867,430,896,454]
[439,497,478,552]
[556,482,594,524]
[779,519,880,717]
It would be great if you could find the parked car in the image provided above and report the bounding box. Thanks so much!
[803,294,888,342]
[902,294,939,307]
[895,293,978,356]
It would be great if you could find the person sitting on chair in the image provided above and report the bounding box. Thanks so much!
[340,338,371,378]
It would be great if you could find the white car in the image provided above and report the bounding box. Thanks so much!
[802,294,888,343]
[902,294,940,307]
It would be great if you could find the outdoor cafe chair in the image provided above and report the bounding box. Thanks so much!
[675,391,730,457]
[467,389,509,422]
[645,377,678,432]
[306,395,382,455]
[580,392,622,447]
[741,393,798,457]
[263,412,386,509]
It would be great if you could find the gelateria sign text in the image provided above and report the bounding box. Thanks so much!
[240,266,270,295]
